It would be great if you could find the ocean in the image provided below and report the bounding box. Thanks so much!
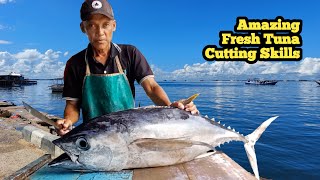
[1,80,319,179]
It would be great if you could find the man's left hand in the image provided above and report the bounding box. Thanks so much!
[170,101,199,115]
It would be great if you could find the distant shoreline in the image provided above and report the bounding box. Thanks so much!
[32,79,318,82]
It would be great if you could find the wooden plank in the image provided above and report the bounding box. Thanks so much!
[182,152,256,180]
[134,151,256,180]
[5,154,51,180]
[133,164,189,180]
[28,152,256,180]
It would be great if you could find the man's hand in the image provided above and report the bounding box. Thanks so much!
[55,119,73,136]
[170,101,199,115]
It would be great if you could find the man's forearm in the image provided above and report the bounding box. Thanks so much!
[141,78,172,106]
[64,101,80,125]
[147,85,171,106]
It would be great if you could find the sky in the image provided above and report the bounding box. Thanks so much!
[0,0,320,80]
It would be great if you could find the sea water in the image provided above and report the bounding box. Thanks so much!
[1,80,319,179]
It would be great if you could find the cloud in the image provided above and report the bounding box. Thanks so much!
[152,58,320,80]
[0,48,319,80]
[0,59,5,66]
[0,0,14,4]
[0,51,12,59]
[0,49,65,79]
[0,40,12,44]
[44,49,61,60]
[297,57,320,75]
[14,49,43,60]
[0,24,14,31]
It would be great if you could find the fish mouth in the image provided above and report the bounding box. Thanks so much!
[49,149,81,165]
[48,153,74,167]
[48,153,88,171]
[51,139,82,168]
[66,151,80,162]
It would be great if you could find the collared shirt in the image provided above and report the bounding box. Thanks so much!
[63,43,154,101]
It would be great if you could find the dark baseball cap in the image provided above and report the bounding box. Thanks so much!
[80,0,114,21]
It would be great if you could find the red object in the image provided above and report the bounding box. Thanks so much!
[10,114,21,119]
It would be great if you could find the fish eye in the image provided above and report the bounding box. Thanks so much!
[76,137,90,151]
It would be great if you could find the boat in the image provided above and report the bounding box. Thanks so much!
[49,78,64,93]
[0,79,14,86]
[21,79,37,85]
[315,80,320,85]
[245,78,278,85]
[0,72,37,87]
[50,84,64,93]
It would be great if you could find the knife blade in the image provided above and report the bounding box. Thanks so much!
[22,101,60,129]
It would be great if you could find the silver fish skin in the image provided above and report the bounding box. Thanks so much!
[50,106,277,180]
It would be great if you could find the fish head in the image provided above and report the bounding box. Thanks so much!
[50,132,114,171]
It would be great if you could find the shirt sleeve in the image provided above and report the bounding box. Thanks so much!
[132,47,154,84]
[62,60,82,101]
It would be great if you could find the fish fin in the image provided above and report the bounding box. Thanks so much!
[130,138,213,151]
[177,93,200,105]
[244,116,278,180]
[194,150,216,159]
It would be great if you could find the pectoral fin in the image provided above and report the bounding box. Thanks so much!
[130,138,213,151]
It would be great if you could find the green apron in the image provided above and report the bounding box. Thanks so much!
[81,47,135,122]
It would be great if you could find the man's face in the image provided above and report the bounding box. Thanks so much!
[82,14,116,50]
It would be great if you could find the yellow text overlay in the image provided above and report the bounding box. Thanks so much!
[203,16,303,64]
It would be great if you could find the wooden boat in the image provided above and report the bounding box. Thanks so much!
[50,84,64,93]
[245,78,278,85]
[21,79,37,85]
[49,78,64,93]
[0,72,37,86]
[0,79,14,87]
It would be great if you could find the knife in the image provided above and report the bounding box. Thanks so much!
[22,101,60,129]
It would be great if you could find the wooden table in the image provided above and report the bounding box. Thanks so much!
[27,151,256,180]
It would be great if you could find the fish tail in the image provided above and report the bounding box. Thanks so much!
[244,116,278,180]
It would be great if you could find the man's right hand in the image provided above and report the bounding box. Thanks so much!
[55,119,73,136]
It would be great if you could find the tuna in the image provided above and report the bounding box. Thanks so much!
[49,106,278,180]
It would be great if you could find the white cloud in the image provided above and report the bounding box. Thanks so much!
[0,40,12,44]
[0,0,14,4]
[44,49,61,60]
[0,51,12,59]
[0,59,5,66]
[0,48,319,80]
[150,64,173,81]
[153,58,320,80]
[0,24,14,31]
[0,49,65,79]
[297,57,320,75]
[14,49,43,60]
[12,59,32,74]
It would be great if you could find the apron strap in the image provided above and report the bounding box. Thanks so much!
[84,49,91,75]
[113,43,125,74]
[115,56,124,74]
[84,45,124,75]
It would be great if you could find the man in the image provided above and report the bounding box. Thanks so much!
[56,0,198,136]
